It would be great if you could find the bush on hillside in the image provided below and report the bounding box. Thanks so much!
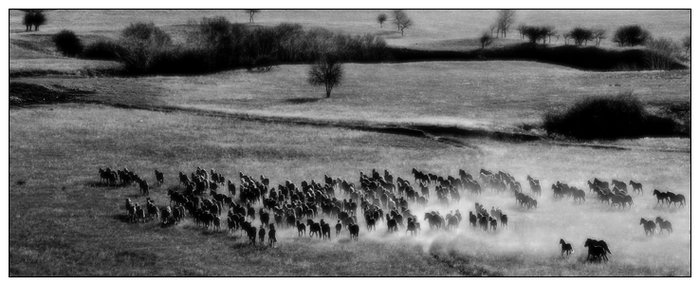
[613,25,650,47]
[81,40,127,60]
[118,22,173,73]
[52,30,83,57]
[543,93,681,139]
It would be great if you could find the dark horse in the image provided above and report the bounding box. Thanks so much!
[559,239,573,257]
[584,238,611,262]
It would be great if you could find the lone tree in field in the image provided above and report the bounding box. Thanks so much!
[494,10,516,38]
[245,9,261,23]
[308,55,344,98]
[377,13,387,28]
[479,32,494,49]
[392,10,413,36]
[613,25,650,46]
[22,10,46,32]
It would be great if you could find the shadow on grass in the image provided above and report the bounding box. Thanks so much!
[10,82,95,107]
[284,97,324,104]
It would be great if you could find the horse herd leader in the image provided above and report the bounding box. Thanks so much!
[100,166,684,263]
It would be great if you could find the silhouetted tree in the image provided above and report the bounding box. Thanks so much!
[22,10,46,31]
[479,32,493,49]
[495,10,516,38]
[522,25,550,44]
[52,30,83,56]
[392,10,413,36]
[308,55,343,98]
[592,29,606,46]
[613,25,650,46]
[569,27,594,46]
[245,9,261,23]
[377,13,387,28]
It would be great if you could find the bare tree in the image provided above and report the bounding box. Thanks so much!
[516,24,527,40]
[377,13,387,28]
[245,9,261,23]
[592,29,606,46]
[308,55,344,98]
[392,10,413,36]
[495,10,516,38]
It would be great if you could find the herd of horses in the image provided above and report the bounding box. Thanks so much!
[105,165,684,262]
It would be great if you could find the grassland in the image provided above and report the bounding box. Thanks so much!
[9,104,689,276]
[8,9,691,276]
[12,61,690,137]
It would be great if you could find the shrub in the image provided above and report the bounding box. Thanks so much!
[613,25,650,46]
[543,93,680,139]
[118,22,172,73]
[81,40,126,60]
[52,30,83,57]
[479,32,493,49]
[645,37,681,69]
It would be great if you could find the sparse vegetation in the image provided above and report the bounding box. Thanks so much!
[544,93,684,139]
[52,30,83,57]
[613,25,650,47]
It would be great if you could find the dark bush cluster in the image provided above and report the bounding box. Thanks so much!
[389,43,684,71]
[613,25,650,47]
[543,93,682,139]
[81,40,127,60]
[102,19,386,75]
[52,30,83,57]
[520,25,555,44]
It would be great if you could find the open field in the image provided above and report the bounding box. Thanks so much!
[8,9,691,276]
[11,61,690,137]
[9,104,690,276]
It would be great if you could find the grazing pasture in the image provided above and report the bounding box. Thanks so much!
[11,61,689,133]
[8,9,690,276]
[9,104,689,275]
